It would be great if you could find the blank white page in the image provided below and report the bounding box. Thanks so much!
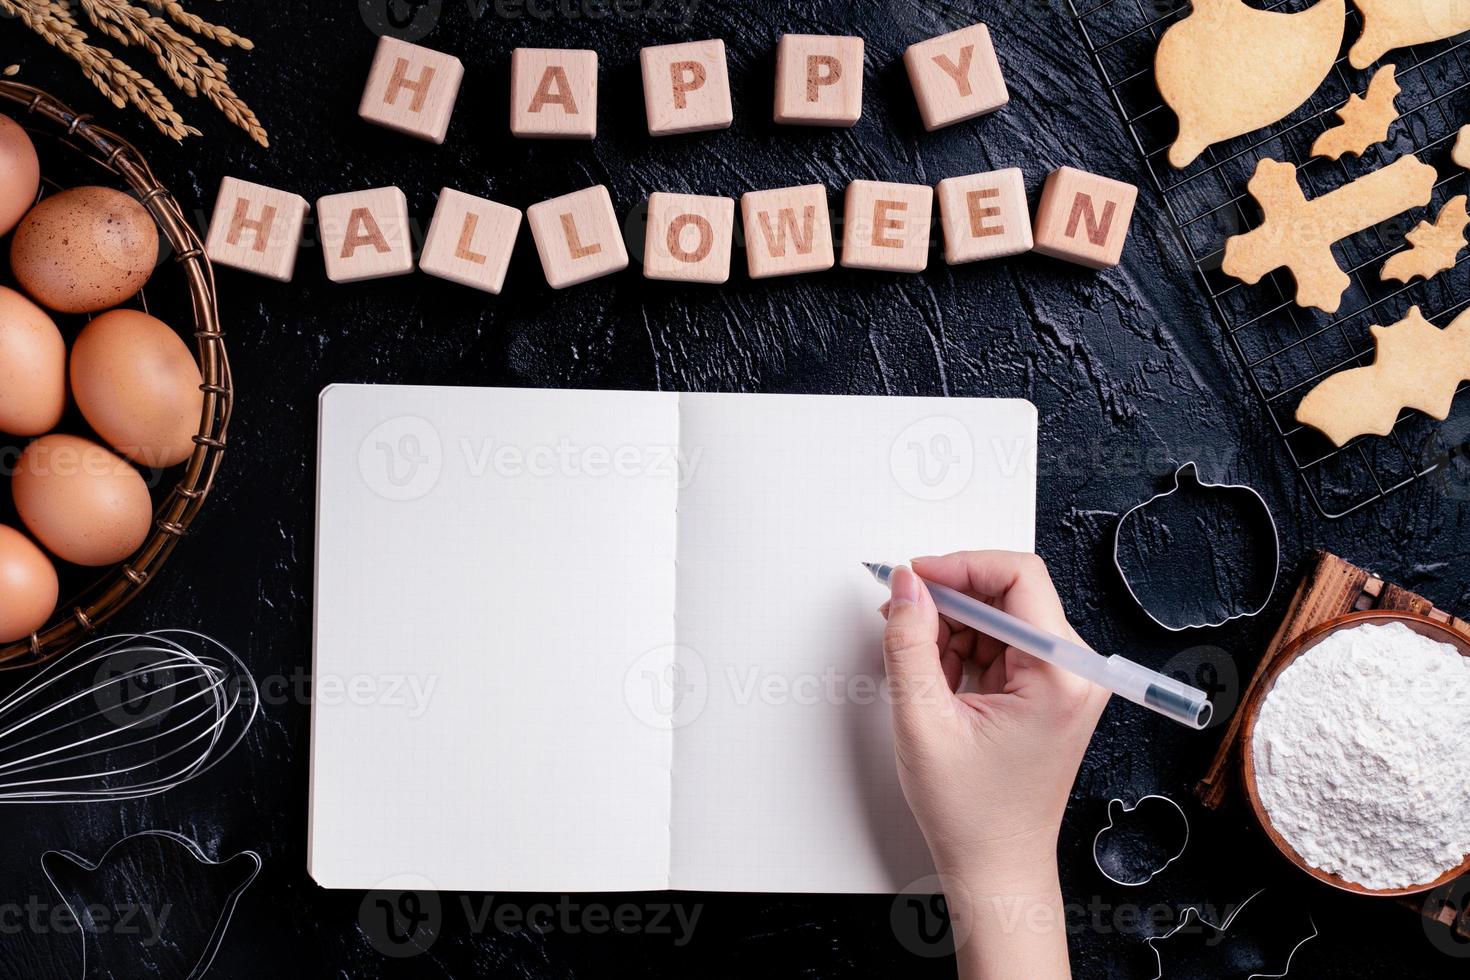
[310,384,679,892]
[669,393,1037,892]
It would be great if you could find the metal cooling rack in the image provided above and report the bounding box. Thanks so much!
[1069,0,1470,518]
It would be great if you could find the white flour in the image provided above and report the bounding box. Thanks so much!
[1252,621,1470,890]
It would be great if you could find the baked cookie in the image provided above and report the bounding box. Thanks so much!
[1311,65,1400,160]
[1350,0,1470,70]
[1381,195,1468,283]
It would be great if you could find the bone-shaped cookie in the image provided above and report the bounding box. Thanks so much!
[1296,305,1470,445]
[1221,155,1437,312]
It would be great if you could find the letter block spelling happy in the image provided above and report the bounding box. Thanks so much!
[527,185,629,288]
[204,177,310,282]
[774,35,864,127]
[511,48,598,140]
[420,188,523,295]
[936,168,1032,264]
[640,40,733,136]
[358,36,465,144]
[1032,167,1138,270]
[840,180,934,273]
[316,186,415,283]
[644,193,735,284]
[740,184,836,279]
[903,23,1009,131]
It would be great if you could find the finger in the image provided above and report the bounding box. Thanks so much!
[913,551,1072,635]
[882,565,951,725]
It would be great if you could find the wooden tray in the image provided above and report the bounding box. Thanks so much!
[1196,550,1470,936]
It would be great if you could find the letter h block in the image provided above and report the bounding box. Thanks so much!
[204,177,310,282]
[358,36,465,144]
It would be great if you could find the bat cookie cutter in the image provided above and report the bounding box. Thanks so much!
[1113,463,1280,632]
[1092,794,1190,887]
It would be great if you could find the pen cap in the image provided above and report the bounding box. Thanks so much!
[1104,656,1213,730]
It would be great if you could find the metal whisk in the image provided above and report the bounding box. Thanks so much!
[0,631,257,803]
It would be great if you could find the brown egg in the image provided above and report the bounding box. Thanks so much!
[0,524,58,643]
[0,285,66,436]
[12,433,152,567]
[10,186,159,313]
[0,114,40,237]
[70,309,204,468]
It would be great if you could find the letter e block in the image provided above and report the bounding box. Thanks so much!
[774,35,864,127]
[527,185,628,289]
[903,23,1008,131]
[840,180,933,273]
[644,192,735,284]
[420,188,523,295]
[640,40,733,136]
[204,176,309,282]
[316,186,415,283]
[740,184,835,279]
[936,168,1032,264]
[1032,167,1138,269]
[358,36,464,144]
[511,48,598,140]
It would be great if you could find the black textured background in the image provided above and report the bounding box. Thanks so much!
[3,1,1470,977]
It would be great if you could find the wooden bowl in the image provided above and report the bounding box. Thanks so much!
[1241,609,1470,897]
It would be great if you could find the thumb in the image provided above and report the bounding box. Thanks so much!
[882,565,948,723]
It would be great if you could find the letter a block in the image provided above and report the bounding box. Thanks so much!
[204,176,309,282]
[640,40,733,136]
[316,186,415,283]
[840,180,933,273]
[903,23,1008,131]
[740,184,835,279]
[644,192,735,284]
[1032,167,1138,270]
[527,185,629,289]
[358,36,464,144]
[420,187,523,295]
[936,168,1032,264]
[774,35,864,127]
[511,48,598,140]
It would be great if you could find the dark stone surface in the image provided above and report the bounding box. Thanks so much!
[2,1,1469,976]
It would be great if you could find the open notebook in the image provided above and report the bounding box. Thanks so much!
[310,385,1036,893]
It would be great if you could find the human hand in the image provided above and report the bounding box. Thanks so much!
[880,551,1110,894]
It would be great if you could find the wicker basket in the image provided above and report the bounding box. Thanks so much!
[0,81,231,670]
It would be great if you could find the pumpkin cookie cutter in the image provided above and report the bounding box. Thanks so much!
[1113,462,1280,632]
[1145,888,1318,980]
[1092,794,1190,887]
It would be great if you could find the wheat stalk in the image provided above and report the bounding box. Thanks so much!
[3,0,266,146]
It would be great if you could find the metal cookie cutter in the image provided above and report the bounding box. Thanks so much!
[1093,794,1190,887]
[1146,888,1318,980]
[1114,462,1281,631]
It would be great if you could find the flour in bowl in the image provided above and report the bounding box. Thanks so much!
[1252,620,1470,890]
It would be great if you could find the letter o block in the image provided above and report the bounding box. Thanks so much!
[640,40,733,136]
[774,34,864,127]
[840,180,933,273]
[358,36,464,144]
[527,185,629,289]
[1032,167,1138,270]
[511,48,598,140]
[316,186,414,283]
[204,176,309,282]
[643,192,735,284]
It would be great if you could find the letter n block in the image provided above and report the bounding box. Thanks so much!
[420,188,523,295]
[316,186,415,283]
[640,40,733,136]
[511,48,598,140]
[1032,167,1138,270]
[527,185,629,289]
[358,36,464,144]
[204,177,309,282]
[903,23,1008,131]
[740,184,835,279]
[774,35,864,127]
[644,192,735,284]
[840,180,933,273]
[936,168,1032,264]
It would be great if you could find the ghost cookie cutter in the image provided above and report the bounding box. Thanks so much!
[1093,794,1190,887]
[1146,889,1318,980]
[1113,463,1280,632]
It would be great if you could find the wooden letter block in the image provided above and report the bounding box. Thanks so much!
[936,168,1032,264]
[644,192,735,284]
[773,35,864,127]
[510,48,598,140]
[526,185,628,289]
[740,184,835,279]
[840,180,933,273]
[419,187,523,295]
[1032,167,1138,270]
[204,176,309,282]
[904,23,1009,131]
[316,186,414,283]
[358,36,464,144]
[640,40,733,137]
